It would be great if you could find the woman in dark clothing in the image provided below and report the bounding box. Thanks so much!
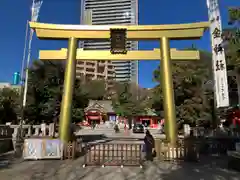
[144,130,155,161]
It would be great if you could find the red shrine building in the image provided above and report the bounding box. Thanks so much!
[84,100,116,125]
[84,100,159,128]
[136,108,159,128]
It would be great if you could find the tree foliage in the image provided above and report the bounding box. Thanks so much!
[228,7,240,25]
[111,82,149,128]
[24,60,88,124]
[223,7,240,72]
[151,50,213,125]
[0,88,20,124]
[111,82,149,126]
[81,79,106,100]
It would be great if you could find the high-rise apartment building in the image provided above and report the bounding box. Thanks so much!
[79,0,139,84]
[76,60,115,82]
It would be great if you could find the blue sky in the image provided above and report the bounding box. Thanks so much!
[0,0,239,88]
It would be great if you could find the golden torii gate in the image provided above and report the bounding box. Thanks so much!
[29,21,209,146]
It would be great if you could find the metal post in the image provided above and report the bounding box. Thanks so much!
[18,28,34,142]
[160,37,177,146]
[15,0,43,156]
[22,29,34,108]
[59,37,77,143]
[20,20,29,84]
[18,20,29,133]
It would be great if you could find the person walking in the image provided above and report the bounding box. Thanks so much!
[144,130,155,161]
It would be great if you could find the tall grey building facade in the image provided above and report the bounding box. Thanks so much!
[80,0,139,84]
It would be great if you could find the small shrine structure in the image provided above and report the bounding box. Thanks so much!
[136,108,159,128]
[84,100,116,124]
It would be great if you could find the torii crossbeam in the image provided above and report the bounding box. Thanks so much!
[39,48,200,61]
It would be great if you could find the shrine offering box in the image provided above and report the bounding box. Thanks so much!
[23,138,63,160]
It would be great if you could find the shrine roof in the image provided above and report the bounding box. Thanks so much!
[85,100,114,113]
[142,108,158,116]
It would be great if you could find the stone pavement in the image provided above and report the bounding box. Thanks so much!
[0,155,240,180]
[76,128,168,139]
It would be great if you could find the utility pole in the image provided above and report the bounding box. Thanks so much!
[22,0,43,114]
[15,0,43,156]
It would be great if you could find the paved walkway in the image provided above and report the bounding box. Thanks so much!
[0,154,240,180]
[76,128,168,139]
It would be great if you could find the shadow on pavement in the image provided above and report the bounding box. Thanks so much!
[0,151,17,170]
[144,156,240,180]
[77,134,107,143]
[1,154,240,180]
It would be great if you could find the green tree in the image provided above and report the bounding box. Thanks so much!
[228,7,240,26]
[223,28,240,70]
[112,82,147,128]
[224,7,240,67]
[81,79,106,100]
[152,50,213,126]
[0,88,20,124]
[25,60,88,124]
[72,79,89,123]
[222,7,240,106]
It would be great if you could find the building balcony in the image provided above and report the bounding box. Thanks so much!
[115,74,130,78]
[108,70,115,74]
[115,70,130,74]
[114,66,130,71]
[86,62,95,67]
[107,73,115,77]
[85,71,95,76]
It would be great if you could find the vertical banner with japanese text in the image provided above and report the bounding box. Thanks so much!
[207,0,229,108]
